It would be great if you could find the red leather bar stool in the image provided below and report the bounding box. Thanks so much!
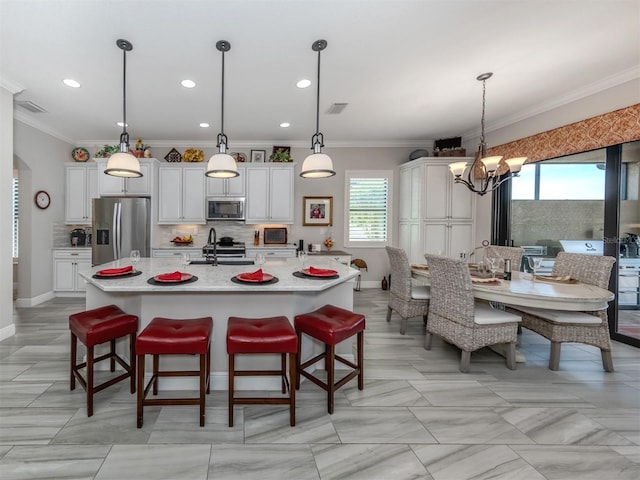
[136,316,213,428]
[226,316,298,427]
[69,304,138,417]
[295,304,365,414]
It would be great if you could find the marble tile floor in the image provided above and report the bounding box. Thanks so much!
[0,292,639,480]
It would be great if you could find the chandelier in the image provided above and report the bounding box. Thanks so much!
[449,72,527,196]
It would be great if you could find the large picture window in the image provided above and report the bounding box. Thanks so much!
[345,170,392,247]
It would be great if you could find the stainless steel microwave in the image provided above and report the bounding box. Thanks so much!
[207,197,245,220]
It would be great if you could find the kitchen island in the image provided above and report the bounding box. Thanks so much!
[80,257,360,390]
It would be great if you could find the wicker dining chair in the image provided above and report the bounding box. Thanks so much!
[505,252,616,371]
[384,246,430,335]
[424,254,522,373]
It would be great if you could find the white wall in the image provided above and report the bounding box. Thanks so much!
[14,121,72,305]
[290,146,414,286]
[0,87,15,339]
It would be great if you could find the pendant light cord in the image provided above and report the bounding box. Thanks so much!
[315,46,321,136]
[122,46,128,138]
[220,48,225,136]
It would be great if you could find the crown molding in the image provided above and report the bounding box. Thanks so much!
[76,139,433,149]
[462,66,640,139]
[14,111,75,145]
[0,77,24,94]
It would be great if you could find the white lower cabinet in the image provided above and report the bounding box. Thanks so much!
[245,164,294,224]
[53,249,92,294]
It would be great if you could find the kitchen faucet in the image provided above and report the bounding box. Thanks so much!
[207,227,217,266]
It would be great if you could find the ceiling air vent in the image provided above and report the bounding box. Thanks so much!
[327,102,348,114]
[16,100,47,113]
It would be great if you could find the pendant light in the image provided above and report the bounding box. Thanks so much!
[300,39,335,178]
[105,39,142,178]
[206,40,238,178]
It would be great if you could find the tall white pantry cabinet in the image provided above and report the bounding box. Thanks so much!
[398,157,476,264]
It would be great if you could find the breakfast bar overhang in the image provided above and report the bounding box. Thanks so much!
[80,257,360,390]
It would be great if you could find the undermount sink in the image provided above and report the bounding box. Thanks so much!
[189,259,255,266]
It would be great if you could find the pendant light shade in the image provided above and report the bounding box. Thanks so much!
[206,40,239,179]
[105,39,142,178]
[300,39,335,178]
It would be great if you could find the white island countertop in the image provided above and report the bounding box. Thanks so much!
[80,257,359,293]
[79,257,360,391]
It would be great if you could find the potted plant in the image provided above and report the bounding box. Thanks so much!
[269,146,292,162]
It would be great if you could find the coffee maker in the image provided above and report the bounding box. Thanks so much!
[70,228,87,247]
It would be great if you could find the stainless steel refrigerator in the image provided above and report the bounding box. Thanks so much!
[92,197,151,266]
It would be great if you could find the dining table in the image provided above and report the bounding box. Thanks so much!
[411,265,615,362]
[411,266,614,311]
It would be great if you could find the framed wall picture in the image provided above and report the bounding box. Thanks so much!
[250,149,266,163]
[303,196,333,226]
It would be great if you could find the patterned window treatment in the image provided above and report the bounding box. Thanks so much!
[488,103,640,166]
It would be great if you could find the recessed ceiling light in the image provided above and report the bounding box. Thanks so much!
[280,122,291,128]
[63,78,81,88]
[181,79,196,88]
[116,122,129,127]
[296,79,311,88]
[199,123,210,128]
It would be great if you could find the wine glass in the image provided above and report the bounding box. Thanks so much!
[298,251,307,272]
[256,253,266,270]
[528,256,543,281]
[487,257,499,279]
[180,252,190,271]
[130,250,140,272]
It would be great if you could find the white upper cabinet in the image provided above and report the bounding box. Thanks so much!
[65,163,98,225]
[206,164,246,196]
[157,164,206,224]
[245,163,294,224]
[96,159,154,196]
[398,157,476,263]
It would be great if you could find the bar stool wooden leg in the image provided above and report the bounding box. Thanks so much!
[129,332,136,394]
[357,331,364,390]
[289,352,296,426]
[110,339,116,372]
[199,353,206,427]
[327,344,335,414]
[87,345,94,417]
[228,354,235,427]
[137,353,145,428]
[70,333,77,391]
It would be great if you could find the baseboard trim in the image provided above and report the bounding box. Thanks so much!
[0,323,16,342]
[15,290,55,308]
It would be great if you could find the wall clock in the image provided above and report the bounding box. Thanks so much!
[34,190,51,209]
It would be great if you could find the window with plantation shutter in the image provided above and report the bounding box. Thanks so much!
[345,170,392,247]
[12,176,19,258]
